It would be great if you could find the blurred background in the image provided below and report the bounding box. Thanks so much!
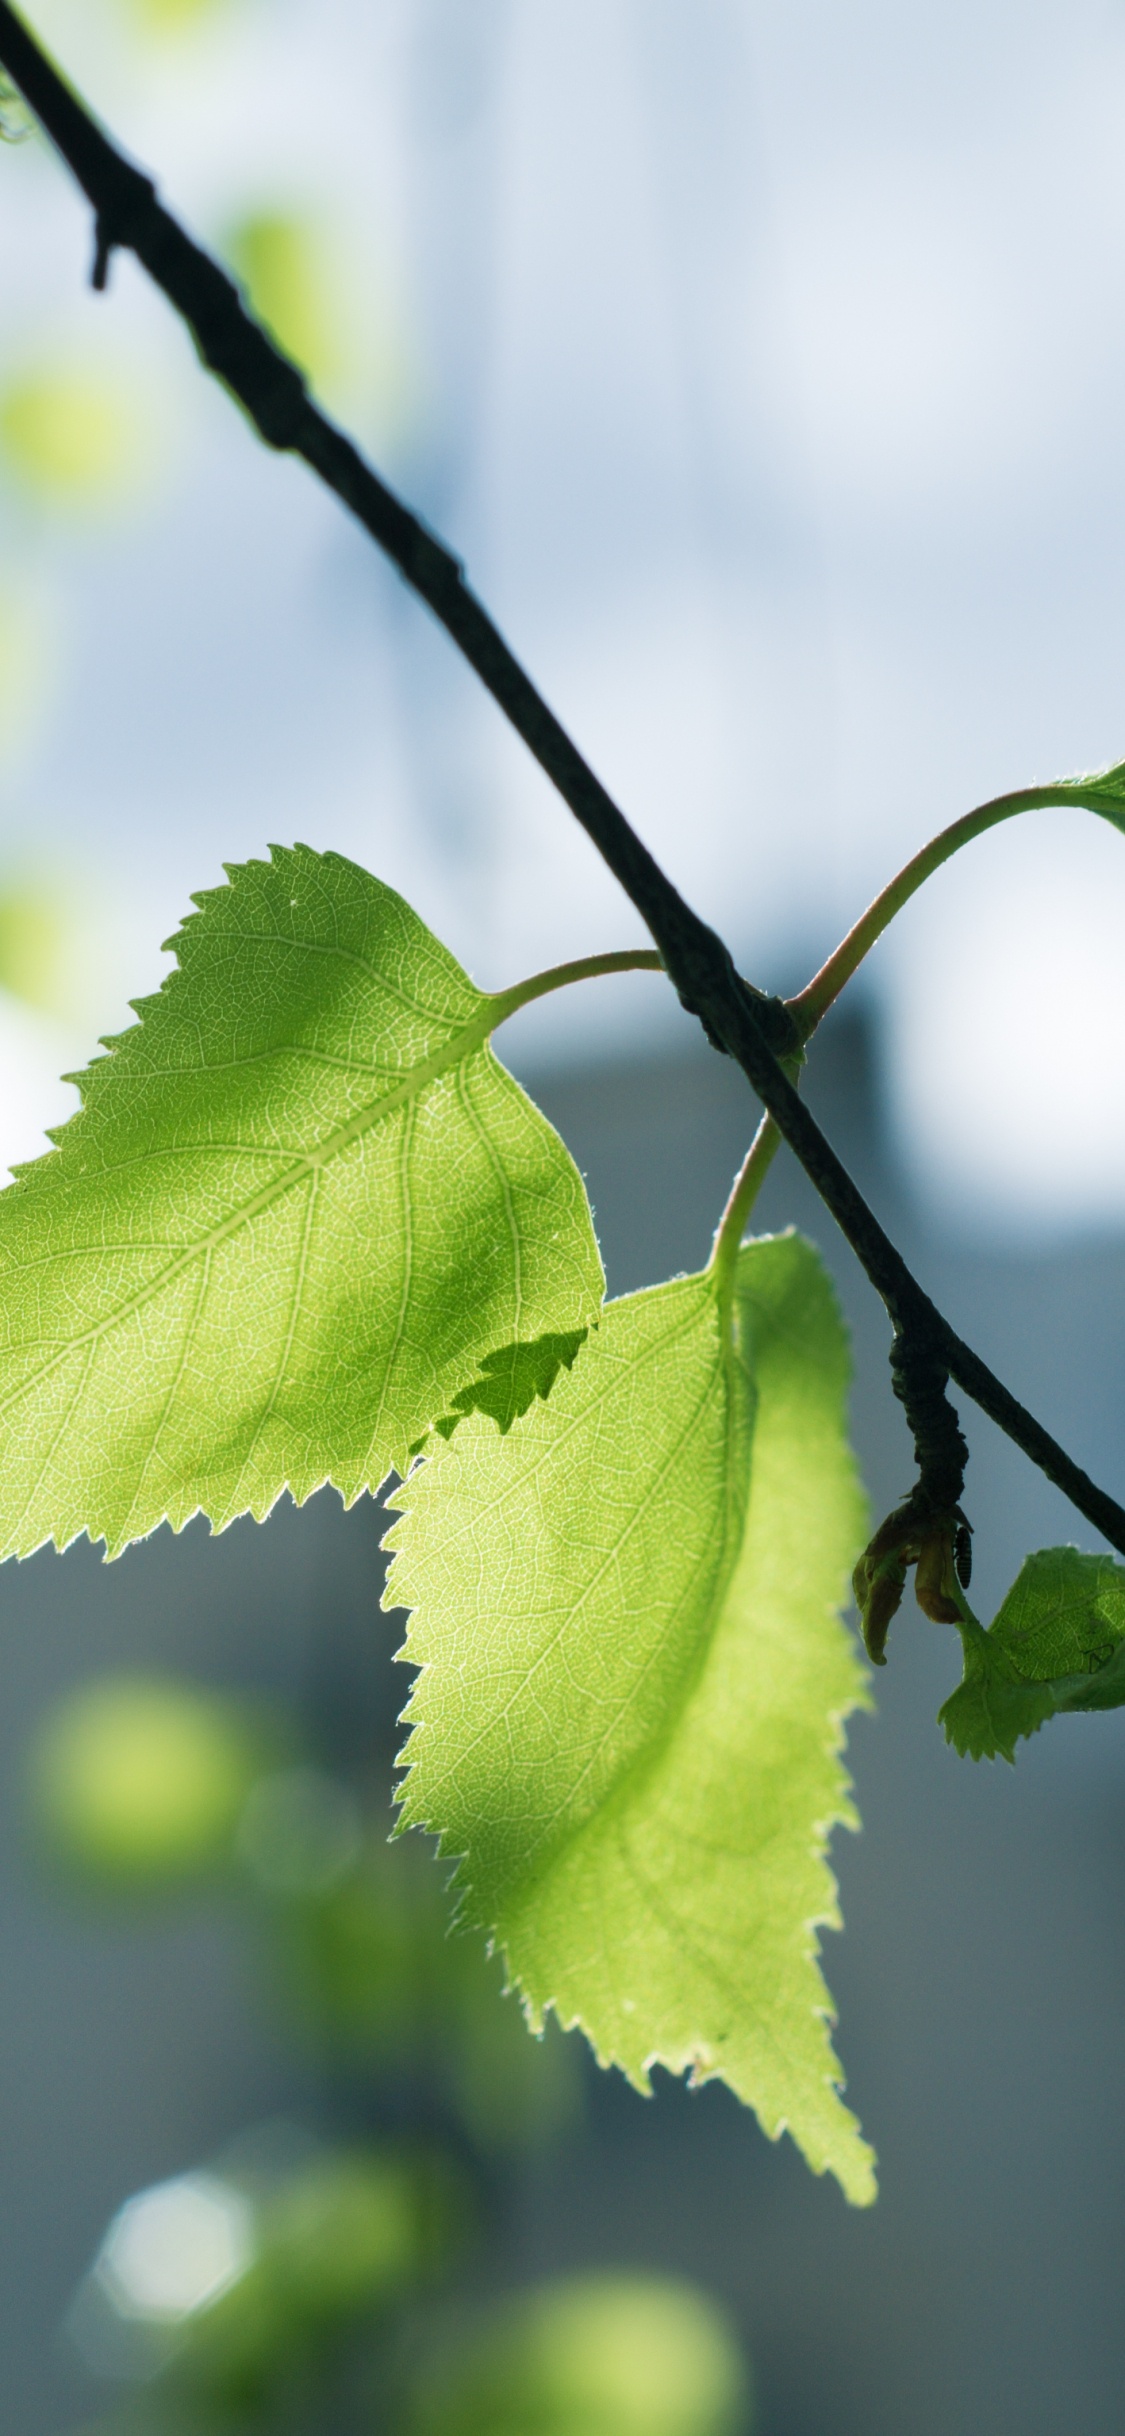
[3,0,1125,2429]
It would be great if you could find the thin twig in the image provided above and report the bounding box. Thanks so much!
[2,0,1124,1564]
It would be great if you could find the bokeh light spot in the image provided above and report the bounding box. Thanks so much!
[96,2172,255,2323]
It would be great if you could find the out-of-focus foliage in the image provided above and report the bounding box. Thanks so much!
[0,859,139,1039]
[0,67,29,139]
[235,1760,363,1897]
[226,211,344,395]
[257,1801,580,2153]
[0,366,149,506]
[71,2140,462,2424]
[405,2275,750,2436]
[0,878,71,1013]
[124,0,237,29]
[32,1667,581,2150]
[223,199,414,437]
[148,2151,455,2409]
[30,1676,265,1886]
[39,1670,751,2436]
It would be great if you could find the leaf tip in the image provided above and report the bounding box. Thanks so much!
[840,2140,879,2209]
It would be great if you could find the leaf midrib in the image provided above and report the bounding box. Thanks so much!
[442,1312,724,1875]
[423,1275,756,1905]
[501,1256,855,2102]
[523,1308,751,1893]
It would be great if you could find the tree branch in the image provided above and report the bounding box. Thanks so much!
[2,0,1124,1577]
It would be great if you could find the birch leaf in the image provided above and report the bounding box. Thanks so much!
[389,1233,875,2204]
[0,845,602,1556]
[940,1546,1125,1762]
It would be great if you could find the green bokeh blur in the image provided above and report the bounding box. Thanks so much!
[0,367,149,506]
[31,1677,265,1888]
[161,2150,459,2412]
[263,1813,580,2154]
[407,2275,750,2436]
[34,1679,752,2436]
[124,0,238,32]
[0,879,69,1012]
[226,213,343,394]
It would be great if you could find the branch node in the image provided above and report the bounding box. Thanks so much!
[678,965,804,1064]
[853,1317,970,1664]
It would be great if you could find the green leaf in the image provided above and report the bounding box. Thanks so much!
[388,1233,875,2205]
[0,845,603,1557]
[940,1546,1125,1762]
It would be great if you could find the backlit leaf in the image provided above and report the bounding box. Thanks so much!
[940,1546,1125,1762]
[0,845,602,1556]
[389,1233,875,2204]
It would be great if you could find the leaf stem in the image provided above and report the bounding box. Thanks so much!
[790,784,1125,1037]
[488,948,663,1029]
[709,1112,785,1294]
[715,775,1125,1270]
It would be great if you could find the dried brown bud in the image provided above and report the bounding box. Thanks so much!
[914,1527,962,1625]
[854,1544,908,1666]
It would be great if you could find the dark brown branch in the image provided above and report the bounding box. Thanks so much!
[2,0,1124,1571]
